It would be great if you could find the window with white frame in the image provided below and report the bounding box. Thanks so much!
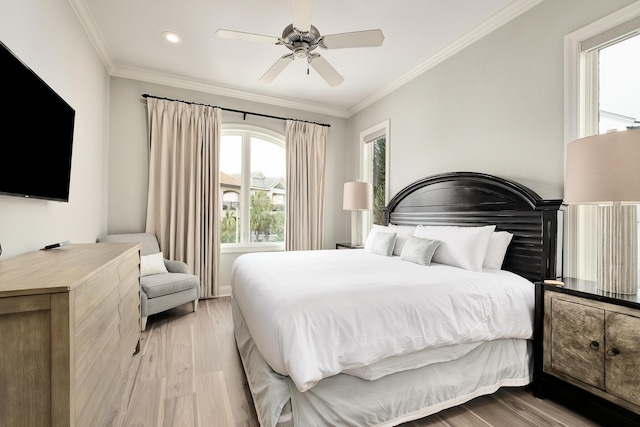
[565,4,640,140]
[360,120,390,234]
[220,125,286,249]
[565,4,640,283]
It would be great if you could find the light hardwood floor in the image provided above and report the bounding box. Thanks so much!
[103,296,602,427]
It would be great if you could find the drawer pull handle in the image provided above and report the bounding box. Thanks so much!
[590,341,600,350]
[607,348,620,356]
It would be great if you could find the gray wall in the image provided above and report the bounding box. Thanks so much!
[347,0,637,201]
[108,77,348,291]
[0,0,110,259]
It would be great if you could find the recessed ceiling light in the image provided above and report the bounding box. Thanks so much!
[162,31,182,44]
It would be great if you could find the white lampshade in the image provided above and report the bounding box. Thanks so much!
[565,130,640,204]
[343,182,372,211]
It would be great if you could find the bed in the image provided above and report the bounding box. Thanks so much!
[231,171,563,427]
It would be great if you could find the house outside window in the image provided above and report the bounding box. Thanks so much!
[220,125,285,249]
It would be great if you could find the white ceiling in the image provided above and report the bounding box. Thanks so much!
[74,0,540,117]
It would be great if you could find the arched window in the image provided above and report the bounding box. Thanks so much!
[220,124,286,250]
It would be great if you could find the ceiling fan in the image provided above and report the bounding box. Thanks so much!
[216,0,384,87]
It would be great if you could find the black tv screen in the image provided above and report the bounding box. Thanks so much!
[0,40,75,202]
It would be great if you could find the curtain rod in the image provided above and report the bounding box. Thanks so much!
[141,94,330,128]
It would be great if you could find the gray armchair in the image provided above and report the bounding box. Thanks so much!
[99,233,199,331]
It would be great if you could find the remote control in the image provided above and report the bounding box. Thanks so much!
[43,240,71,250]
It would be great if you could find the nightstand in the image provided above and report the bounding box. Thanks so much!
[336,243,363,250]
[534,278,640,426]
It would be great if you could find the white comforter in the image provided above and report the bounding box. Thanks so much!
[231,249,534,392]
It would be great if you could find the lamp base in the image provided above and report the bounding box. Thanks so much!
[350,210,363,247]
[597,203,638,295]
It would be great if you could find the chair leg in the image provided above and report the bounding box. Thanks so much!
[141,316,148,332]
[192,299,198,313]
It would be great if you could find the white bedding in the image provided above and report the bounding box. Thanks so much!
[233,296,532,427]
[231,249,534,392]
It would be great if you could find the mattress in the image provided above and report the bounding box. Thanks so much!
[231,249,535,392]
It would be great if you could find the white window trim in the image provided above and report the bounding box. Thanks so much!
[360,120,390,202]
[565,2,640,145]
[359,120,390,236]
[221,123,285,253]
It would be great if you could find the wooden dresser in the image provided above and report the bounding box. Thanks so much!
[0,243,141,427]
[534,278,640,426]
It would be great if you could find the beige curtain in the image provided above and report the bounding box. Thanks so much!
[145,98,221,298]
[285,120,328,251]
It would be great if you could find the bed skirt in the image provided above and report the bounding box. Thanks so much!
[232,296,532,427]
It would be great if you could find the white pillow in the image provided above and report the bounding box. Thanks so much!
[363,225,389,252]
[140,252,168,276]
[400,235,441,266]
[414,225,496,271]
[388,224,417,256]
[367,232,397,256]
[483,231,514,269]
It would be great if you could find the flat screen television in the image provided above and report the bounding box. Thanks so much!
[0,40,75,202]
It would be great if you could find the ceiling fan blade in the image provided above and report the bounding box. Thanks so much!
[216,29,279,44]
[321,29,384,49]
[291,0,313,32]
[309,55,344,87]
[259,54,294,84]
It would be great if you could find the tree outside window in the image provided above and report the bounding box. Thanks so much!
[361,120,390,234]
[372,136,386,225]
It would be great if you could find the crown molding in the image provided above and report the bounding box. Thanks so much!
[69,0,348,117]
[112,65,351,118]
[347,0,545,116]
[73,0,542,119]
[68,0,115,73]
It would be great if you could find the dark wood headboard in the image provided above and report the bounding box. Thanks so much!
[383,172,563,282]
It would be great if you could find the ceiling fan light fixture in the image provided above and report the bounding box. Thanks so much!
[292,43,311,58]
[162,31,183,44]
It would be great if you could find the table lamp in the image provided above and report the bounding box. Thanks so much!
[343,181,373,246]
[564,129,640,294]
